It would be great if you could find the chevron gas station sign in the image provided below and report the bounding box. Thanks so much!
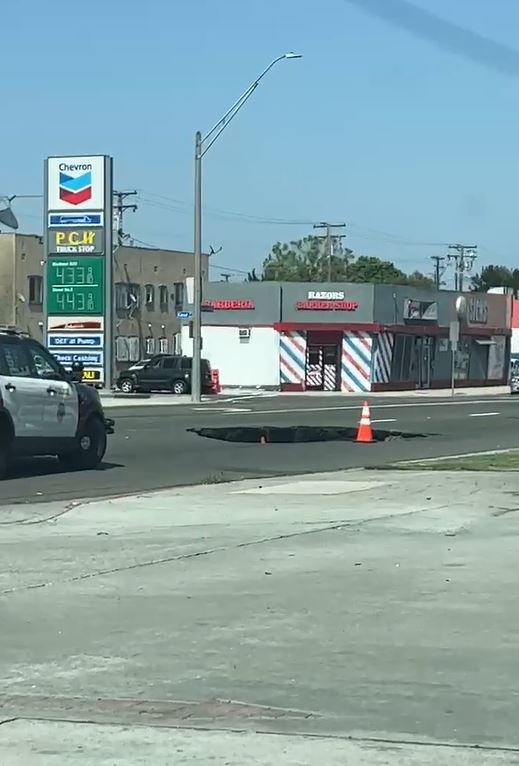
[44,154,113,387]
[47,156,106,211]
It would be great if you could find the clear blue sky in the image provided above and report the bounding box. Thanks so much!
[2,0,519,284]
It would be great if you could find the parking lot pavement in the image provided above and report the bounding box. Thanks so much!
[2,469,519,763]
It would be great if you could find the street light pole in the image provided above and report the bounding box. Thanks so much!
[191,52,302,403]
[192,131,203,402]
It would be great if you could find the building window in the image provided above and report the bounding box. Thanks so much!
[172,332,181,354]
[115,336,129,362]
[145,284,155,308]
[159,285,168,311]
[159,336,168,353]
[173,282,184,312]
[116,335,140,362]
[115,282,141,310]
[128,335,140,361]
[145,336,156,355]
[28,275,43,304]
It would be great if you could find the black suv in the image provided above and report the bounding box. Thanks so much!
[116,355,212,395]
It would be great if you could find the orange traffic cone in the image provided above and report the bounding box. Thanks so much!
[355,401,374,444]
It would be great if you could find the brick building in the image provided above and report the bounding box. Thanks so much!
[0,233,208,376]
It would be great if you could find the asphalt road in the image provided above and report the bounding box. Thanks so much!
[1,393,518,505]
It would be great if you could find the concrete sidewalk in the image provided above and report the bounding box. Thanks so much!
[1,469,519,763]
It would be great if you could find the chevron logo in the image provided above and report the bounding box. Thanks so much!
[59,171,92,206]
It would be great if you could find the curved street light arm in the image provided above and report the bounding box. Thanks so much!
[200,82,259,158]
[199,54,290,157]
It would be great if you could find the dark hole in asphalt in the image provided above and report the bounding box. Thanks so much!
[187,425,429,444]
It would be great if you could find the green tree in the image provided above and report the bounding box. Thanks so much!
[261,236,353,282]
[257,237,435,287]
[405,270,435,289]
[471,264,519,292]
[345,255,406,284]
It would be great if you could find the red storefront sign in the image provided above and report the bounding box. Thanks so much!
[202,299,255,310]
[295,300,359,311]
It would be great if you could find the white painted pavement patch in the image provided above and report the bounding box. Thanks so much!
[233,479,386,495]
[371,418,397,424]
[469,412,500,417]
[1,720,517,765]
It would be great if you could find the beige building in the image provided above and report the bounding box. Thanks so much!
[0,233,208,374]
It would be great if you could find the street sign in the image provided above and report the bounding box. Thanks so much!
[449,320,460,349]
[46,256,104,315]
[177,310,193,319]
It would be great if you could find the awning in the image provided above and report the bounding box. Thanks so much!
[475,339,496,346]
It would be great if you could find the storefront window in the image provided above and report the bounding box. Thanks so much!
[391,335,414,382]
[308,348,320,365]
[390,335,435,387]
[454,340,470,381]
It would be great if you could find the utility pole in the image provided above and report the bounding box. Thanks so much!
[313,222,346,281]
[110,191,137,390]
[113,190,138,246]
[431,255,446,290]
[447,244,478,292]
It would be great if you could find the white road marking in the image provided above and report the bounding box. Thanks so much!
[371,418,397,424]
[194,406,252,413]
[205,398,516,416]
[469,412,500,417]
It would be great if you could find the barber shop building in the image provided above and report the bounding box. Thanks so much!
[181,282,511,392]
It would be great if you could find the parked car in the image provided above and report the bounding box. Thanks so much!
[124,354,169,373]
[0,328,114,479]
[116,355,212,395]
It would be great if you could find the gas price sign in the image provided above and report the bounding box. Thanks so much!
[46,256,104,315]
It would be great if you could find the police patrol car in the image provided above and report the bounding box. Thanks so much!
[0,327,114,479]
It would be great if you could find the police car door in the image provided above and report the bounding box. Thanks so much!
[26,342,79,439]
[0,338,46,438]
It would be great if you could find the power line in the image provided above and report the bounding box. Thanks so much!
[138,191,449,247]
[128,235,249,275]
[137,194,313,226]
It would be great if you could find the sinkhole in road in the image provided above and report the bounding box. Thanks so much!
[188,425,429,444]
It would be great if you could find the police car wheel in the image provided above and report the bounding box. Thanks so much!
[0,422,12,480]
[119,378,134,394]
[0,442,8,480]
[172,379,187,395]
[58,417,107,471]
